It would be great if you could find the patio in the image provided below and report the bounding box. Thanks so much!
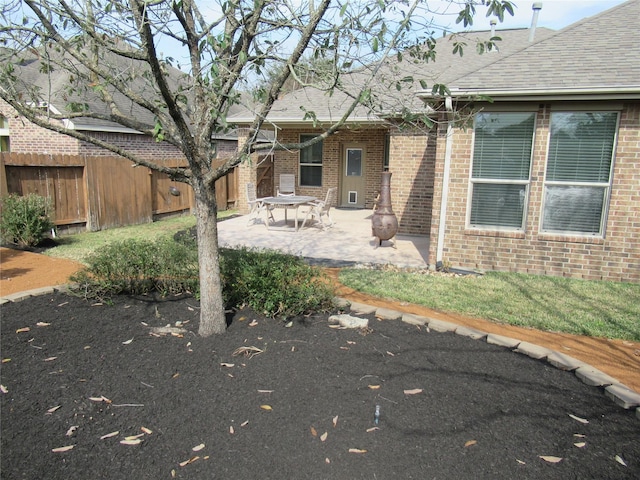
[217,208,430,268]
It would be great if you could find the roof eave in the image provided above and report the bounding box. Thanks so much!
[417,86,640,102]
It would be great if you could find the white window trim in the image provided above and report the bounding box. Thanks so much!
[539,110,619,238]
[466,111,537,232]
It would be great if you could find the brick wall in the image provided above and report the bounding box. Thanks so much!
[387,126,436,235]
[429,102,640,283]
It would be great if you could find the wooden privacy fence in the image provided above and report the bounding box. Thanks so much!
[0,153,238,232]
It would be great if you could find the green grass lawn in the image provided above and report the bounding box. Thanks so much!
[338,268,640,341]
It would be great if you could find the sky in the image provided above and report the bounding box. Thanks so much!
[455,0,628,32]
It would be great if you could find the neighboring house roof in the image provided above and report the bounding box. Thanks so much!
[422,0,640,101]
[229,26,555,126]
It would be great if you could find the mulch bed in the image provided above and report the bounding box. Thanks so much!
[1,292,638,479]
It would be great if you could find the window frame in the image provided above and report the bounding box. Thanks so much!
[298,134,323,187]
[0,114,9,152]
[540,110,619,237]
[466,111,537,232]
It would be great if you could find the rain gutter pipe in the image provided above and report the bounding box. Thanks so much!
[435,95,453,270]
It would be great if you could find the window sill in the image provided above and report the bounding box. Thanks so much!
[464,228,526,240]
[538,233,605,245]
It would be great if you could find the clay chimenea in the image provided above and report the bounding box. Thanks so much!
[371,171,398,247]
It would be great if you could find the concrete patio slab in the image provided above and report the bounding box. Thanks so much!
[218,208,429,268]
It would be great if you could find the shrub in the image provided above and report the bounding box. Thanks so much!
[72,238,335,318]
[71,237,199,299]
[219,247,335,318]
[0,193,54,247]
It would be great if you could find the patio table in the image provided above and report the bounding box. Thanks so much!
[261,195,317,231]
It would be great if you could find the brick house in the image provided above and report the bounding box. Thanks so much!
[232,0,639,282]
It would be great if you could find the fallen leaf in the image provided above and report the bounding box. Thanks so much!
[404,388,423,395]
[0,385,7,394]
[120,439,142,445]
[325,458,330,464]
[232,346,263,358]
[220,363,235,368]
[568,414,589,424]
[171,469,176,478]
[192,444,205,452]
[47,405,61,414]
[229,426,235,434]
[386,351,395,356]
[16,327,30,333]
[332,416,338,428]
[89,396,111,403]
[141,427,153,435]
[125,434,145,441]
[539,456,563,463]
[179,456,200,467]
[37,322,51,327]
[464,440,477,448]
[172,373,180,379]
[573,434,586,438]
[574,442,586,448]
[340,346,349,350]
[366,427,379,433]
[349,448,367,454]
[66,426,78,436]
[44,357,57,362]
[368,384,381,390]
[257,390,274,393]
[1,358,10,363]
[320,432,328,442]
[52,445,75,453]
[615,455,627,467]
[57,302,69,307]
[285,321,293,328]
[516,459,526,465]
[347,341,356,345]
[249,320,258,327]
[122,338,134,345]
[310,426,318,437]
[100,431,119,439]
[260,405,272,411]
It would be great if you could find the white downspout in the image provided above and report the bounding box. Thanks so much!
[435,96,454,270]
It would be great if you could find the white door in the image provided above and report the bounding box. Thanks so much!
[340,146,365,208]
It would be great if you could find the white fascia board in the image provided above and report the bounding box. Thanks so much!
[230,117,386,128]
[64,118,143,134]
[417,86,640,102]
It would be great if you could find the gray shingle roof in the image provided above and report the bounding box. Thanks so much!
[451,0,640,91]
[230,26,556,124]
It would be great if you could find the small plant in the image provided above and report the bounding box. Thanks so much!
[0,193,55,247]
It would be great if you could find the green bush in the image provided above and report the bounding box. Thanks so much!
[0,193,54,247]
[219,247,335,318]
[71,237,199,298]
[72,239,335,319]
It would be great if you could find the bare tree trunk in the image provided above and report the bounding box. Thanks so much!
[192,179,226,336]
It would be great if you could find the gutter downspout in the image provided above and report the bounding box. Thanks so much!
[435,95,454,270]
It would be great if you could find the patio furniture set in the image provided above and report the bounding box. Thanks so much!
[246,174,337,231]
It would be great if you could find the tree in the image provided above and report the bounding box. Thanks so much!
[0,0,514,336]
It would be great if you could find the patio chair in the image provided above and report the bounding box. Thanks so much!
[300,187,337,230]
[277,174,296,197]
[246,182,274,226]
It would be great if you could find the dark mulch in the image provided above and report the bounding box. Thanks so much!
[1,293,638,479]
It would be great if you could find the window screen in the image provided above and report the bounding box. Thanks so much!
[299,134,323,187]
[469,112,535,229]
[542,112,617,235]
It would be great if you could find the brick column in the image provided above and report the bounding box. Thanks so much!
[235,128,259,214]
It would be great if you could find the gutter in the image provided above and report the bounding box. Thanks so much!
[417,86,640,102]
[435,95,454,270]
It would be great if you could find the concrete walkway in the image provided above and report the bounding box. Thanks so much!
[218,207,430,268]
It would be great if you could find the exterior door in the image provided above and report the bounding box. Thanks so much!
[340,146,365,208]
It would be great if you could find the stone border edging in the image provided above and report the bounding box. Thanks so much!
[335,297,640,421]
[2,288,639,421]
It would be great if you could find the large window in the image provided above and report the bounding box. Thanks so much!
[542,112,617,236]
[0,115,9,152]
[469,112,536,229]
[299,134,323,187]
